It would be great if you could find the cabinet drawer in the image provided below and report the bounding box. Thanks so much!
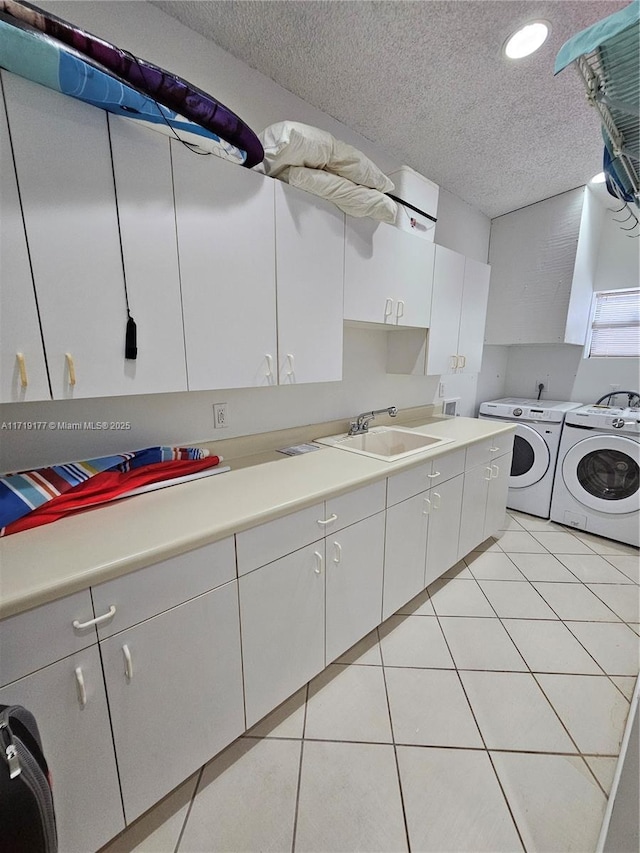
[323,480,386,532]
[427,448,466,487]
[0,590,96,687]
[92,538,236,639]
[236,502,323,576]
[466,433,514,469]
[387,460,432,507]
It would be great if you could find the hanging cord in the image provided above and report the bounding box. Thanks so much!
[537,383,544,401]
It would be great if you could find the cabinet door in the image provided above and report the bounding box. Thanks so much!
[3,73,130,400]
[275,183,344,383]
[172,142,277,390]
[344,218,433,326]
[425,474,464,586]
[326,512,385,663]
[239,543,325,728]
[101,582,244,823]
[458,464,492,559]
[0,86,50,403]
[383,492,429,619]
[0,647,125,853]
[107,116,188,393]
[426,245,465,375]
[458,257,490,374]
[484,451,513,538]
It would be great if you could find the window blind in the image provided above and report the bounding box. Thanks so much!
[588,288,640,357]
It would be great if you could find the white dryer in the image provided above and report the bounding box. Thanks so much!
[478,398,582,518]
[550,405,640,547]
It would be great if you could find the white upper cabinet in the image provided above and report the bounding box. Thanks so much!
[172,141,277,390]
[387,245,490,377]
[2,73,135,400]
[344,218,435,327]
[275,182,344,384]
[0,85,50,403]
[107,116,188,393]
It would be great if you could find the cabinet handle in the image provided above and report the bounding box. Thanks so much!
[74,667,87,708]
[432,491,441,510]
[333,541,342,564]
[314,550,323,575]
[395,300,405,322]
[422,496,431,515]
[16,353,28,388]
[484,467,493,481]
[489,446,500,453]
[65,352,76,386]
[459,354,466,368]
[317,513,338,526]
[72,605,116,631]
[427,471,440,479]
[265,354,274,380]
[450,355,458,369]
[122,644,133,680]
[384,298,394,321]
[286,353,295,377]
[491,464,499,479]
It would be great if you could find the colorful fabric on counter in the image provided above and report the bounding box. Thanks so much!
[0,447,217,535]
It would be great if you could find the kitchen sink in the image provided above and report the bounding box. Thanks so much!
[314,427,453,461]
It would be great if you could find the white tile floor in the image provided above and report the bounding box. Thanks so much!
[100,511,639,853]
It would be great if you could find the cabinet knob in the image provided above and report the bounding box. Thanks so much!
[432,491,441,510]
[16,353,28,388]
[422,496,431,515]
[395,300,405,322]
[427,471,440,479]
[286,353,295,377]
[264,354,274,380]
[459,354,466,368]
[317,513,338,526]
[333,541,342,564]
[450,355,458,369]
[484,467,493,481]
[384,298,394,321]
[491,464,499,479]
[313,550,323,575]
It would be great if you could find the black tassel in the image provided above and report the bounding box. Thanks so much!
[125,312,137,360]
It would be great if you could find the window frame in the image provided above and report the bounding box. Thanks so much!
[584,287,640,359]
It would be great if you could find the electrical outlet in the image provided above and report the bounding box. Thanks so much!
[213,402,228,429]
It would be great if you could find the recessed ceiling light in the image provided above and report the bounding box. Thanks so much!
[504,21,550,59]
[590,172,606,184]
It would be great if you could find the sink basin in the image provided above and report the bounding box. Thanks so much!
[315,427,453,461]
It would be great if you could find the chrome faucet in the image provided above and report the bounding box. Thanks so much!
[349,406,398,435]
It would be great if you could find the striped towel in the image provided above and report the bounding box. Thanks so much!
[0,447,217,535]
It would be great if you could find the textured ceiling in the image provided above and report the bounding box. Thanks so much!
[151,0,628,218]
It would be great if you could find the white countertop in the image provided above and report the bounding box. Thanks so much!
[0,417,514,619]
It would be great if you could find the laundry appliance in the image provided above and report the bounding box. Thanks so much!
[478,398,582,518]
[550,404,640,547]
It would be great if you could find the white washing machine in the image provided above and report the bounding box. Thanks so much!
[478,398,582,518]
[550,405,640,547]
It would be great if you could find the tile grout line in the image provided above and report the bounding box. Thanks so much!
[173,764,204,853]
[378,624,413,853]
[427,584,529,853]
[290,682,310,853]
[453,539,614,798]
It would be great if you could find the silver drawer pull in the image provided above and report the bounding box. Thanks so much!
[317,513,338,526]
[122,644,134,680]
[427,471,440,479]
[74,667,87,708]
[73,605,116,630]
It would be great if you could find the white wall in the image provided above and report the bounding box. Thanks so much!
[1,0,490,471]
[481,189,640,407]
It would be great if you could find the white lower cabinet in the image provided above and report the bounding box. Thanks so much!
[0,646,124,853]
[100,581,244,824]
[458,462,492,559]
[383,491,429,619]
[484,452,513,536]
[239,543,325,728]
[325,511,386,663]
[424,473,464,586]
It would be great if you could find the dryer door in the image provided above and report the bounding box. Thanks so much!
[510,424,550,489]
[562,435,640,514]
